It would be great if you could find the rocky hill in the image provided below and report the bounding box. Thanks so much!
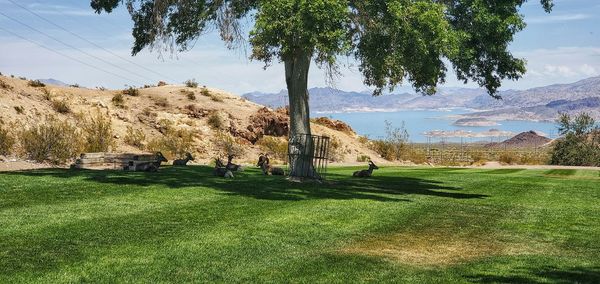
[485,131,552,148]
[0,75,381,165]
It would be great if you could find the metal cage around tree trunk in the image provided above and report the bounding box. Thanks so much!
[287,134,330,180]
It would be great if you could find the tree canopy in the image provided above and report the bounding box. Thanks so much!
[92,0,553,96]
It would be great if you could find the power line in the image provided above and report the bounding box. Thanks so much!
[0,11,147,85]
[0,25,142,85]
[7,0,178,83]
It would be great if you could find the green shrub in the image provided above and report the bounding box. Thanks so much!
[0,121,15,156]
[51,99,71,114]
[112,93,125,107]
[19,116,82,164]
[185,79,199,88]
[147,121,194,159]
[200,87,211,97]
[28,80,45,87]
[14,106,24,114]
[70,84,80,88]
[123,86,139,96]
[257,135,288,161]
[207,112,225,130]
[124,126,146,149]
[550,113,600,166]
[78,110,115,152]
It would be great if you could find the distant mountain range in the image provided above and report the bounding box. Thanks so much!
[37,78,69,87]
[242,76,600,121]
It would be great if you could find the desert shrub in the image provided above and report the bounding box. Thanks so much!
[499,151,519,165]
[356,154,370,162]
[0,79,12,90]
[328,136,346,162]
[78,110,115,152]
[19,116,82,164]
[550,113,600,166]
[147,120,194,158]
[154,96,169,107]
[185,79,199,88]
[210,94,224,102]
[97,86,107,91]
[0,121,15,155]
[519,151,549,165]
[28,80,45,87]
[370,121,409,161]
[41,88,52,100]
[200,87,210,97]
[123,86,139,96]
[214,131,246,157]
[157,81,168,87]
[469,151,487,165]
[357,135,369,145]
[112,93,125,107]
[257,135,288,161]
[207,112,225,130]
[180,89,196,100]
[124,126,146,149]
[70,84,80,88]
[14,106,24,114]
[51,99,71,114]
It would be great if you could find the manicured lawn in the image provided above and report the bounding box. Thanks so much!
[0,166,599,283]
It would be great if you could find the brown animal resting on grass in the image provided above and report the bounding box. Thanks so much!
[353,161,379,177]
[134,152,168,172]
[258,154,285,176]
[214,158,234,178]
[173,152,194,166]
[226,155,244,172]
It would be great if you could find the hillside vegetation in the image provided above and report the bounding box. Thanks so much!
[0,75,380,164]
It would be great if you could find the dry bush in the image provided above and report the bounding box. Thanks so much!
[41,88,52,100]
[469,151,487,165]
[70,84,80,88]
[0,120,15,156]
[257,135,288,161]
[328,136,346,162]
[51,99,71,114]
[214,131,246,157]
[19,116,82,164]
[14,106,24,114]
[210,94,224,102]
[207,111,225,130]
[147,120,194,159]
[185,79,198,88]
[28,80,45,87]
[157,81,168,87]
[357,135,369,145]
[154,96,169,107]
[124,126,146,149]
[180,89,196,100]
[403,148,428,164]
[123,86,139,96]
[78,110,115,152]
[0,79,13,90]
[518,151,549,165]
[356,155,370,162]
[112,93,125,108]
[499,151,518,165]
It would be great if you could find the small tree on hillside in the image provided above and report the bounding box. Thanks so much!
[550,113,600,166]
[91,0,553,178]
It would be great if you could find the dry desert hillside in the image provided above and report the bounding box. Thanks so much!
[0,75,381,165]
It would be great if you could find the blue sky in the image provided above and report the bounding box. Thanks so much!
[0,0,599,94]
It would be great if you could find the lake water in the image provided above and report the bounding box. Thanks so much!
[318,109,559,143]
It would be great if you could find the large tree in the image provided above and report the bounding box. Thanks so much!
[91,0,552,178]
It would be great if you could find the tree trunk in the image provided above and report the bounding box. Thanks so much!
[285,51,318,179]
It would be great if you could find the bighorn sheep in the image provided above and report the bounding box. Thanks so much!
[353,161,379,177]
[173,152,194,166]
[226,155,244,172]
[260,154,285,176]
[134,152,168,172]
[213,158,234,178]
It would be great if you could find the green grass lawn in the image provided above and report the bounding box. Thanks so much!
[1,166,599,283]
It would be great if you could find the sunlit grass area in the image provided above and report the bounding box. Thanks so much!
[1,166,599,282]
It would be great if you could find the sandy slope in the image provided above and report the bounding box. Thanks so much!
[0,75,382,166]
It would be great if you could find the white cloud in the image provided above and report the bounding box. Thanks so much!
[527,13,591,24]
